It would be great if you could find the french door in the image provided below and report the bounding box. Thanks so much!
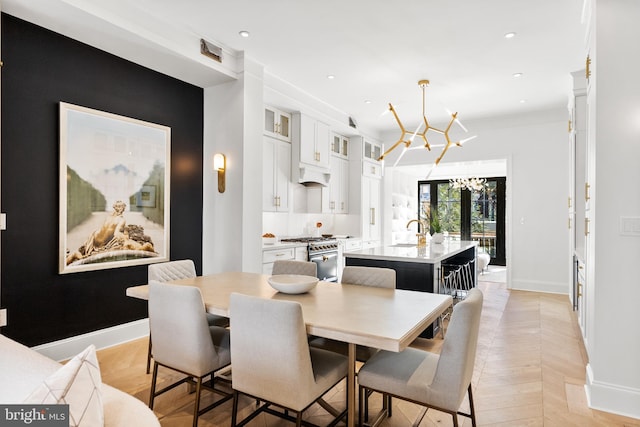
[418,177,506,265]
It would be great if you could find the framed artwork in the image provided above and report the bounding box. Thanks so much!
[59,102,171,274]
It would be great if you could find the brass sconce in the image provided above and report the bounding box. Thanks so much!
[213,153,226,193]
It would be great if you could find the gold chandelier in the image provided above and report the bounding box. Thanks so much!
[378,80,475,173]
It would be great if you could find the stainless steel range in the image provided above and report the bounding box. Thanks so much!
[280,237,339,282]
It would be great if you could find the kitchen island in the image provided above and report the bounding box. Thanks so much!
[344,240,477,338]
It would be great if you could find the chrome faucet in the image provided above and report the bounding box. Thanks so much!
[406,219,428,247]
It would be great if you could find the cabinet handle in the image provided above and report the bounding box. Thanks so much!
[585,183,590,202]
[370,208,375,225]
[371,166,376,175]
[586,55,591,80]
[568,197,572,208]
[341,202,344,210]
[577,282,583,298]
[585,218,590,236]
[568,218,571,229]
[330,201,335,210]
[568,119,572,133]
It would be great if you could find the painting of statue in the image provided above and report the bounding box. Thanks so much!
[59,102,170,274]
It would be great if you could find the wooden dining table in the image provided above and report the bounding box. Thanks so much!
[126,271,453,427]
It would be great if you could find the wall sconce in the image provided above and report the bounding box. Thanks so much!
[213,153,226,193]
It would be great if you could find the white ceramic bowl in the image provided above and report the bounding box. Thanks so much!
[267,274,319,294]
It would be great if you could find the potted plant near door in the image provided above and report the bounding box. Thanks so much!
[430,210,445,244]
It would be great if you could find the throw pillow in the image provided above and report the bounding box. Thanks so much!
[24,344,104,427]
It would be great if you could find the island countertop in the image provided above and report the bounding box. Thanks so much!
[343,240,477,264]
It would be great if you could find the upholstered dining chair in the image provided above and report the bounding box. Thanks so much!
[271,259,317,276]
[148,281,232,427]
[146,259,229,373]
[357,288,483,427]
[229,293,348,427]
[341,266,396,289]
[309,266,396,361]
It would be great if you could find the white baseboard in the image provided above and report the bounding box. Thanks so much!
[586,363,640,420]
[31,319,149,362]
[510,278,568,295]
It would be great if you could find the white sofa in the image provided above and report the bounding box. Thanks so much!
[0,334,160,427]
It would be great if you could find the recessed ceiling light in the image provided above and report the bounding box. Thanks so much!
[238,30,250,38]
[504,32,516,39]
[364,100,372,104]
[512,72,523,78]
[327,75,335,80]
[520,99,527,103]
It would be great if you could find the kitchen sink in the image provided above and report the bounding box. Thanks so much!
[390,243,418,248]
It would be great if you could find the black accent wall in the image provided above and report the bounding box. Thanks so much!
[1,14,204,346]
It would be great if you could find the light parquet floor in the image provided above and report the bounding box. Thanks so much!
[96,279,640,426]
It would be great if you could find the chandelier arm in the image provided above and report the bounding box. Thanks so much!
[378,138,408,161]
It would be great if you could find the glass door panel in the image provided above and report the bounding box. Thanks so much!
[471,180,497,258]
[437,183,461,239]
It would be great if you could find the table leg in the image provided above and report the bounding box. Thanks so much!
[347,343,356,427]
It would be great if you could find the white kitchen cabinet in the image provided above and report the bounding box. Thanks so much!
[331,132,349,158]
[323,156,349,214]
[362,176,381,245]
[337,238,362,280]
[263,136,290,212]
[264,106,291,142]
[262,245,308,274]
[294,113,330,169]
[363,138,383,162]
[262,246,294,275]
[349,136,383,248]
[295,246,308,261]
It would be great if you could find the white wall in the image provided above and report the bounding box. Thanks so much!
[382,108,571,294]
[585,0,640,418]
[203,56,263,274]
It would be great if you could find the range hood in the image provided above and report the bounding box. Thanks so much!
[298,164,331,187]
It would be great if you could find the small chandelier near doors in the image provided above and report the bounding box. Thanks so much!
[450,177,486,192]
[379,80,476,175]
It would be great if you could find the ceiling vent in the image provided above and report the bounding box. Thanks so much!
[200,39,222,63]
[349,116,358,129]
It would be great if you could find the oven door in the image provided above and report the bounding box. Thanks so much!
[309,251,338,282]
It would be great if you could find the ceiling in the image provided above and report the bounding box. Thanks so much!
[3,0,587,135]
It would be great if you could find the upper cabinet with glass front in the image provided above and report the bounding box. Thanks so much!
[363,139,382,163]
[264,106,291,142]
[331,132,349,158]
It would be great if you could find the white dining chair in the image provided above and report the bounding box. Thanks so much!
[145,259,229,374]
[357,288,483,427]
[309,266,396,361]
[148,281,232,427]
[271,260,317,276]
[229,293,348,426]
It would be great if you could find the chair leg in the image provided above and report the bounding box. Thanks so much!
[468,384,477,427]
[146,334,153,374]
[149,361,159,409]
[358,386,364,426]
[387,394,392,417]
[231,390,239,427]
[192,377,202,427]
